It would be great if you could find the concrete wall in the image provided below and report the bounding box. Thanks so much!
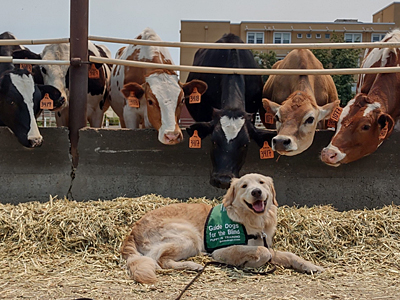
[1,127,400,210]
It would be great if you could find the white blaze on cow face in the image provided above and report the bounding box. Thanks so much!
[363,102,381,117]
[220,116,245,142]
[10,73,42,145]
[145,73,183,144]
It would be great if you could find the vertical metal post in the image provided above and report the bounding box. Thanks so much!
[69,0,89,168]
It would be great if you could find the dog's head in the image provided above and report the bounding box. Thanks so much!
[223,173,278,223]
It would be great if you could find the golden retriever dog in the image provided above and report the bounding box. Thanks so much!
[120,173,324,284]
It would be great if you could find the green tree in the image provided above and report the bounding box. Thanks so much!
[252,50,277,84]
[312,33,362,106]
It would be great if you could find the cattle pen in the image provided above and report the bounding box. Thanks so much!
[1,1,400,300]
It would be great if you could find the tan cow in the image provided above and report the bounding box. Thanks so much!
[262,49,339,156]
[109,28,207,145]
[321,30,400,166]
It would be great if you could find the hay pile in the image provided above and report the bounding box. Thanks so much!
[0,195,399,299]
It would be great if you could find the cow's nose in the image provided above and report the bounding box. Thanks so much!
[272,136,292,151]
[29,136,43,148]
[321,147,343,165]
[164,131,182,144]
[210,174,233,189]
[251,188,262,198]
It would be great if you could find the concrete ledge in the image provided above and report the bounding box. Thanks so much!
[72,128,400,210]
[1,126,399,210]
[0,127,71,204]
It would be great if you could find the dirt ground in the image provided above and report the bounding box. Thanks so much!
[1,255,399,300]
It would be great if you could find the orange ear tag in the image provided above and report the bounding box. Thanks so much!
[189,87,201,104]
[88,64,100,79]
[40,93,54,110]
[264,105,275,124]
[330,107,343,122]
[189,130,201,148]
[260,141,274,159]
[326,118,337,129]
[20,63,32,73]
[127,91,140,108]
[379,121,389,140]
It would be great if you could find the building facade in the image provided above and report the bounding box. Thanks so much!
[180,2,400,82]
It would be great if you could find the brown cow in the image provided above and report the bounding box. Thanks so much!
[321,30,400,166]
[262,49,339,156]
[109,28,207,145]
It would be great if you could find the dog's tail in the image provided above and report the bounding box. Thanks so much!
[120,233,158,284]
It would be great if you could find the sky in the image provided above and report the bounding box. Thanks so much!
[0,0,395,65]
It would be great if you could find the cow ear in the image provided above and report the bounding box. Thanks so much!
[262,98,280,114]
[181,79,208,97]
[12,49,41,60]
[120,83,144,99]
[187,121,215,139]
[378,113,395,139]
[223,177,239,207]
[318,100,340,121]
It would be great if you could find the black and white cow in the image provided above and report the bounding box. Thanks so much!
[0,32,64,147]
[12,42,111,127]
[185,34,273,189]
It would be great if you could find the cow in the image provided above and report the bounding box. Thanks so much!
[109,28,207,145]
[185,33,273,189]
[321,30,400,166]
[262,49,339,156]
[0,32,64,147]
[12,42,112,127]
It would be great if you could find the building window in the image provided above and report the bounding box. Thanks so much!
[325,33,331,39]
[316,33,321,39]
[344,33,362,43]
[371,33,386,42]
[247,32,264,44]
[297,33,303,39]
[306,33,312,39]
[273,32,291,44]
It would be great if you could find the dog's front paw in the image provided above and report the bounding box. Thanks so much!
[302,262,325,274]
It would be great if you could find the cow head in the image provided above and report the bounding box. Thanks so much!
[263,91,339,156]
[0,69,42,147]
[121,72,207,145]
[187,108,272,189]
[321,94,394,166]
[12,46,70,111]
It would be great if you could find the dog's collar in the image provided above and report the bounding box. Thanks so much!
[248,231,270,248]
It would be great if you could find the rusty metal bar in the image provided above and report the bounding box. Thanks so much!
[69,0,89,168]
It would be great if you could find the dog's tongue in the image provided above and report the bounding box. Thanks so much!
[252,200,265,212]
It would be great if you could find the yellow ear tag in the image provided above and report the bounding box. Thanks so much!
[330,107,343,122]
[127,91,140,108]
[189,130,201,148]
[189,87,201,104]
[260,141,274,159]
[88,64,100,79]
[40,93,54,110]
[264,105,275,124]
[20,62,32,73]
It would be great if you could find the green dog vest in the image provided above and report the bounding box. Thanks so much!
[204,204,249,253]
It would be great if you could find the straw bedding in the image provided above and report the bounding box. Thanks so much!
[0,195,399,299]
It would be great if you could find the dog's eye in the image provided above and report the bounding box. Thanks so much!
[259,181,264,184]
[241,184,247,188]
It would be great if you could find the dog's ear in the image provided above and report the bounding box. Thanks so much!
[264,176,278,207]
[223,178,238,207]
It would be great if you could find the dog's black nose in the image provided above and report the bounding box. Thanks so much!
[251,188,262,198]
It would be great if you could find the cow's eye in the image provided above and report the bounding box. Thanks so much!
[41,67,47,74]
[147,100,153,106]
[305,117,314,124]
[242,184,247,188]
[362,124,371,131]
